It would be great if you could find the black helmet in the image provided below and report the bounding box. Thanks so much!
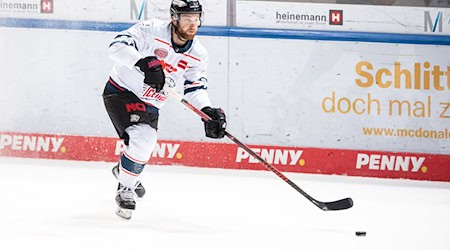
[170,0,203,19]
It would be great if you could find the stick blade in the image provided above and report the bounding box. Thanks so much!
[321,197,353,211]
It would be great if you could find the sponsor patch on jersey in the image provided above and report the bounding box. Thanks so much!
[141,86,168,102]
[154,48,168,59]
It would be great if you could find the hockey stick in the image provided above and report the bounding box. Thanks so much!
[164,86,353,211]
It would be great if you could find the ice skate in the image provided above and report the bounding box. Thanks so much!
[112,164,146,198]
[115,183,137,219]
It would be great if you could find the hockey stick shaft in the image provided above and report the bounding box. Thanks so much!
[164,86,353,211]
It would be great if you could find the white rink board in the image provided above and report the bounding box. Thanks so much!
[227,37,450,154]
[0,27,230,141]
[237,1,450,35]
[0,26,448,155]
[0,0,227,25]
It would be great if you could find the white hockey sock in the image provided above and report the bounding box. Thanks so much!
[118,163,139,189]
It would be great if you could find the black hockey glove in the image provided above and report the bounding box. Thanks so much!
[135,56,165,92]
[201,107,227,139]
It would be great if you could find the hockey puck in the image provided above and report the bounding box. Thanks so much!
[355,231,366,236]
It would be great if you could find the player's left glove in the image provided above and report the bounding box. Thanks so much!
[201,107,227,139]
[135,56,165,92]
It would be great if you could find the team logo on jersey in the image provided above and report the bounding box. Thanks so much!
[154,48,168,59]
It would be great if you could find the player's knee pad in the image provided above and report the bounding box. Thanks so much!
[123,123,157,164]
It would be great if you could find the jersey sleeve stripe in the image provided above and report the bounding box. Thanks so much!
[184,85,207,95]
[109,41,137,49]
[114,34,132,39]
[109,34,137,50]
[183,80,203,86]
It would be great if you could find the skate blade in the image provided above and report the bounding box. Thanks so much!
[112,165,119,178]
[116,206,133,220]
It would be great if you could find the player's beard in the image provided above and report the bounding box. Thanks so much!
[175,24,196,41]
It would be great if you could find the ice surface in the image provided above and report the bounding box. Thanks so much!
[1,157,449,250]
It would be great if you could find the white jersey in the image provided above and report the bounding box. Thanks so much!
[108,19,211,110]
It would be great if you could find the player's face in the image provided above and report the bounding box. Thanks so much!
[176,13,201,40]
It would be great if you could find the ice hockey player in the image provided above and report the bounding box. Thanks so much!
[102,0,227,219]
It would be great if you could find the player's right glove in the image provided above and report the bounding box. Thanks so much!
[135,56,165,92]
[201,107,227,139]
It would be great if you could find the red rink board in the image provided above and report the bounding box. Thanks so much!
[1,132,449,182]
